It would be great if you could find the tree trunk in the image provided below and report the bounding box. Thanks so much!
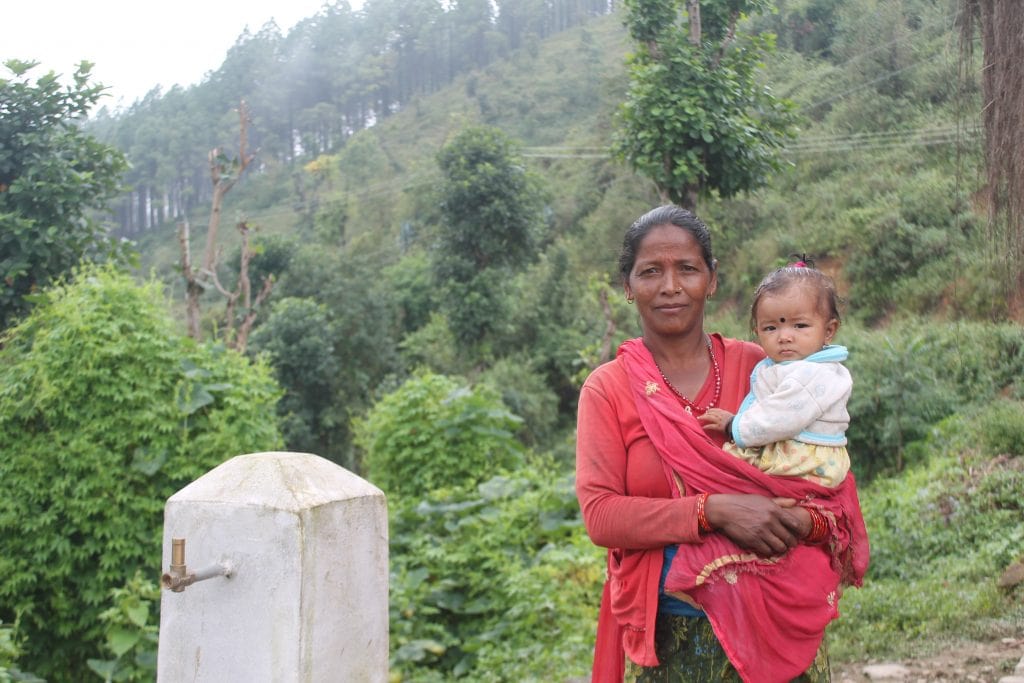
[687,0,701,45]
[962,0,1024,318]
[178,221,202,341]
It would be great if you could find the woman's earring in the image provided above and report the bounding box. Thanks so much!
[626,295,635,304]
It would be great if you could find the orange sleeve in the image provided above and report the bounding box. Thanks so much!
[575,361,703,550]
[575,337,764,551]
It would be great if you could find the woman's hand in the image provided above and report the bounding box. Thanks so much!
[704,494,808,557]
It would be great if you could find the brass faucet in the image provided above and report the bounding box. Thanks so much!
[161,538,233,592]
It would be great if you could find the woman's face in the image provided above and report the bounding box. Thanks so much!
[624,224,717,340]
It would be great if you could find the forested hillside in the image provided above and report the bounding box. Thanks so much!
[86,0,618,236]
[2,0,1022,681]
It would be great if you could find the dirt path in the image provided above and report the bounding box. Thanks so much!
[832,637,1024,682]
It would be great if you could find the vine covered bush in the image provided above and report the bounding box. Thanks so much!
[0,265,282,679]
[353,371,525,497]
[388,459,603,682]
[356,371,601,680]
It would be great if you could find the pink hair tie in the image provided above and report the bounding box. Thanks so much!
[789,253,813,268]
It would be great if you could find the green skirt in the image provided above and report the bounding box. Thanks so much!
[624,613,831,683]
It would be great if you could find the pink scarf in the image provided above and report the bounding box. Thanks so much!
[619,338,869,683]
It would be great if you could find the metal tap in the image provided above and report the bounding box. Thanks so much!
[161,537,233,592]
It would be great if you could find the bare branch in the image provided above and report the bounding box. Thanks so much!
[202,101,256,274]
[238,221,253,311]
[234,275,274,354]
[712,11,740,68]
[183,100,272,346]
[199,268,233,300]
[178,220,202,340]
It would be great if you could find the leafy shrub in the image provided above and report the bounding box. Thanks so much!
[1,620,43,683]
[477,356,561,447]
[86,572,160,683]
[845,329,957,476]
[978,399,1024,457]
[844,320,1024,478]
[249,297,343,462]
[397,313,467,377]
[388,459,603,681]
[353,371,524,497]
[0,265,282,679]
[828,411,1024,660]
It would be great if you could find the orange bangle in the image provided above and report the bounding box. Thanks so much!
[696,492,712,534]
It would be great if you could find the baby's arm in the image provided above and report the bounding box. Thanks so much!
[699,407,734,435]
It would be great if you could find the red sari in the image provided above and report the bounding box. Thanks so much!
[618,338,870,683]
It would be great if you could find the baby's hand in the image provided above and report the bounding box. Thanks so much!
[698,407,734,433]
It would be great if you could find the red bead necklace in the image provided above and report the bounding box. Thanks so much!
[655,335,722,415]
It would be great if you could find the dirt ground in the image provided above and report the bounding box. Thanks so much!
[832,637,1024,682]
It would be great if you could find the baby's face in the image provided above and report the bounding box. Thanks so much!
[754,285,838,363]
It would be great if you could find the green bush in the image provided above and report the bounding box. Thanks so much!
[0,265,282,679]
[844,320,1024,477]
[86,572,160,683]
[978,399,1024,457]
[1,620,43,683]
[249,297,343,462]
[388,459,603,681]
[477,355,561,448]
[353,371,524,497]
[828,411,1024,661]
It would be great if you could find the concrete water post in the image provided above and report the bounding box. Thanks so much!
[156,451,388,681]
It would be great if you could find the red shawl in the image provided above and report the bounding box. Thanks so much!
[619,338,869,683]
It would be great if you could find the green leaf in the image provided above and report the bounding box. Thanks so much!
[86,658,117,681]
[107,628,140,657]
[125,602,149,628]
[129,447,167,477]
[177,384,215,415]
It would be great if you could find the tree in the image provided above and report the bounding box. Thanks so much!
[352,370,524,498]
[613,0,797,210]
[0,265,282,678]
[178,101,273,351]
[0,60,131,329]
[248,297,343,462]
[433,126,544,349]
[961,0,1024,317]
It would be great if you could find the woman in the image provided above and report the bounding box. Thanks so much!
[575,206,868,682]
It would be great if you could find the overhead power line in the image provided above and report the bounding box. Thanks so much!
[518,125,981,161]
[521,147,609,159]
[784,125,981,155]
[784,8,963,100]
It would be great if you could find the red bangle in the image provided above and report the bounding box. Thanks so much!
[803,506,829,544]
[696,492,712,534]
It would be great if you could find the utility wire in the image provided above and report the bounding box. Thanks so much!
[517,123,981,160]
[800,58,938,112]
[783,7,962,100]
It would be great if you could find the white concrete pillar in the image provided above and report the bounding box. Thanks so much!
[157,452,388,682]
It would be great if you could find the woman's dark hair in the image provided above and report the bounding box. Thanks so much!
[617,205,715,283]
[749,263,842,331]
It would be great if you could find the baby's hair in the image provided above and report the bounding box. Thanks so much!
[749,255,842,331]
